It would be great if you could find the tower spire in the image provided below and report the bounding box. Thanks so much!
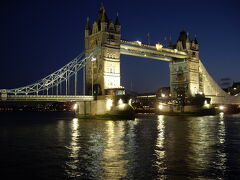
[168,35,173,48]
[194,34,198,44]
[97,3,108,23]
[100,2,105,13]
[115,12,120,25]
[85,16,90,30]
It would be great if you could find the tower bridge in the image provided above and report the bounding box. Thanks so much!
[0,5,239,115]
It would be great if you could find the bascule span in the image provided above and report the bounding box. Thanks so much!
[199,60,240,105]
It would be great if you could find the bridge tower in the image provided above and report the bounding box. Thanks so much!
[84,5,121,95]
[170,31,201,98]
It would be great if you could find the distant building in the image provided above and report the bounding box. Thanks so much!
[228,82,240,96]
[156,87,170,98]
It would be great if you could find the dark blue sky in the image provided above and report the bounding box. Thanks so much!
[0,0,240,93]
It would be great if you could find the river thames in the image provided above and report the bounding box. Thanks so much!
[1,112,240,179]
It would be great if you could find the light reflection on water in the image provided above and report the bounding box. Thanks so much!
[187,116,216,177]
[101,121,128,180]
[65,120,129,180]
[65,118,81,177]
[217,113,227,176]
[62,115,240,179]
[154,115,166,175]
[61,115,240,179]
[1,112,239,179]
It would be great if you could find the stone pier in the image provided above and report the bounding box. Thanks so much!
[76,95,134,116]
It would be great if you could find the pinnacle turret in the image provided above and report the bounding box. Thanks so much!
[97,4,109,23]
[176,30,190,50]
[115,12,120,25]
[178,30,190,43]
[194,35,198,44]
[85,17,90,30]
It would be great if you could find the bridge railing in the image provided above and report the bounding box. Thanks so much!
[0,46,100,97]
[120,40,187,60]
[120,39,187,56]
[4,95,94,102]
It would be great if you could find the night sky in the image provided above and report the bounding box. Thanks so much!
[0,0,240,93]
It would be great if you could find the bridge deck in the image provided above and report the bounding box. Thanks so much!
[120,40,188,61]
[1,95,94,102]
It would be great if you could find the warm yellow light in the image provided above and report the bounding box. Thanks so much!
[219,112,224,117]
[106,99,113,110]
[128,99,132,106]
[161,93,165,98]
[203,100,210,108]
[118,99,123,105]
[73,103,78,110]
[136,40,142,46]
[72,118,79,130]
[156,43,163,50]
[219,105,225,111]
[158,115,164,121]
[174,49,178,53]
[119,104,126,110]
[158,104,163,110]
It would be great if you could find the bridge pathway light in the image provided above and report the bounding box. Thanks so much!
[156,43,163,50]
[158,103,163,110]
[136,40,142,46]
[219,105,225,111]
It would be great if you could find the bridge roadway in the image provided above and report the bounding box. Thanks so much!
[0,95,94,102]
[120,40,188,61]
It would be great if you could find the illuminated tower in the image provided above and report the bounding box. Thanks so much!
[169,30,200,98]
[85,5,121,95]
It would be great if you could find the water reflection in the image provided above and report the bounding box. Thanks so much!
[123,120,137,179]
[154,115,166,174]
[101,121,128,180]
[216,113,227,176]
[186,115,227,178]
[187,116,214,175]
[65,118,81,177]
[56,120,64,141]
[61,115,233,179]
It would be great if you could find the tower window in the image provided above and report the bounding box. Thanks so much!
[109,34,114,40]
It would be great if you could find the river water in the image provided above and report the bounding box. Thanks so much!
[0,112,240,179]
